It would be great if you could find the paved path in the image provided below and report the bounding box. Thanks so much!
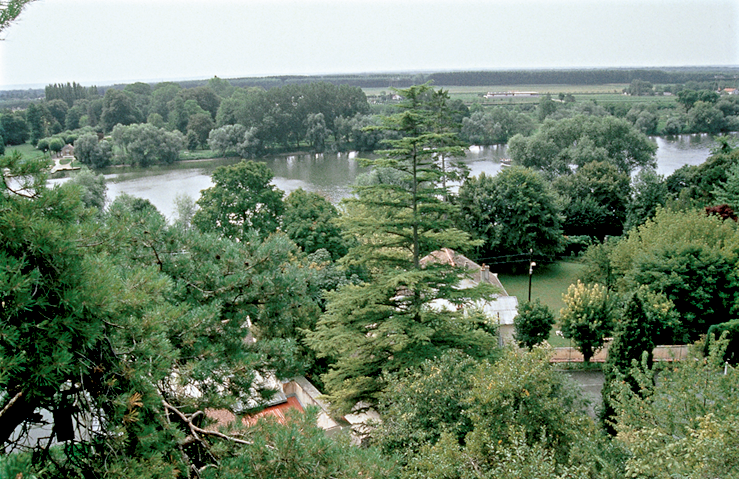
[549,342,688,363]
[50,155,80,173]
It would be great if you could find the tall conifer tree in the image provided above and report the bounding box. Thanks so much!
[306,85,498,413]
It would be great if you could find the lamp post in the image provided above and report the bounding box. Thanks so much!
[528,248,536,302]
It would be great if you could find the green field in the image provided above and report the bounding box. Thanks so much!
[363,83,678,109]
[499,260,585,347]
[4,143,45,160]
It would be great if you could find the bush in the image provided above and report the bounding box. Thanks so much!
[563,235,593,257]
[513,299,556,349]
[705,319,739,364]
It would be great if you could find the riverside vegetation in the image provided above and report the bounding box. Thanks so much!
[1,83,739,478]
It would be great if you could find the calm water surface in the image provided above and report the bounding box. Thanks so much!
[56,133,733,221]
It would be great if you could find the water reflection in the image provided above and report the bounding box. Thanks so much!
[51,133,736,221]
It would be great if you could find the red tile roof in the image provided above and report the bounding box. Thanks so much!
[206,396,304,430]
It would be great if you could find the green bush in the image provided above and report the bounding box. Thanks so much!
[705,319,739,364]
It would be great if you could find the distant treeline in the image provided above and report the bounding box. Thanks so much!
[177,73,423,90]
[426,68,739,86]
[180,68,739,90]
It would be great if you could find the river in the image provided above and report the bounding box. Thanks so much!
[59,133,731,221]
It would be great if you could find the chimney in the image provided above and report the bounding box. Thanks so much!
[481,263,490,283]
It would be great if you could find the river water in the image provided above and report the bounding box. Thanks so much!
[60,133,731,221]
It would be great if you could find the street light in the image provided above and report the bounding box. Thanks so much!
[528,248,536,302]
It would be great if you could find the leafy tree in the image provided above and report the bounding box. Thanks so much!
[283,188,347,260]
[111,123,184,166]
[178,85,221,120]
[193,160,284,241]
[171,192,197,230]
[306,85,499,413]
[101,88,142,131]
[712,161,739,210]
[185,129,199,151]
[235,126,262,158]
[305,112,331,152]
[554,160,631,238]
[25,102,50,144]
[460,108,535,145]
[559,281,613,363]
[0,153,326,475]
[372,350,477,461]
[663,115,683,135]
[0,111,29,145]
[207,123,247,156]
[688,100,725,133]
[48,136,64,155]
[64,104,83,130]
[67,166,108,210]
[509,115,656,177]
[403,348,608,479]
[611,208,739,343]
[538,93,558,121]
[601,288,678,432]
[625,167,667,230]
[186,111,215,148]
[35,137,49,153]
[514,299,556,350]
[205,409,400,479]
[74,132,112,169]
[611,345,739,478]
[666,148,739,205]
[457,167,563,268]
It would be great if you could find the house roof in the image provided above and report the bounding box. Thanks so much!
[206,395,305,430]
[420,248,509,296]
[421,248,519,325]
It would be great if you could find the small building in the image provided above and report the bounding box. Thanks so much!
[420,248,519,345]
[60,144,74,158]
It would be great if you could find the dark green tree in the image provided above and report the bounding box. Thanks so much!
[625,167,667,231]
[306,85,498,413]
[0,111,29,145]
[101,88,141,131]
[554,160,631,238]
[0,153,326,475]
[283,188,347,260]
[193,160,285,241]
[187,111,215,148]
[514,299,556,350]
[601,288,678,433]
[457,167,563,268]
[372,350,478,461]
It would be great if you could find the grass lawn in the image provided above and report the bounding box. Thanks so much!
[499,260,585,347]
[4,143,46,161]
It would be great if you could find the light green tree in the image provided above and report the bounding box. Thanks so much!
[611,343,739,478]
[559,281,614,363]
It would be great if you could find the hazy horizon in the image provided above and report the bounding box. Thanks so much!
[1,0,738,90]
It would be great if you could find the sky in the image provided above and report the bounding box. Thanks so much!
[1,0,738,89]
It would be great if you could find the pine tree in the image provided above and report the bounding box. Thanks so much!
[306,85,498,414]
[712,162,739,210]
